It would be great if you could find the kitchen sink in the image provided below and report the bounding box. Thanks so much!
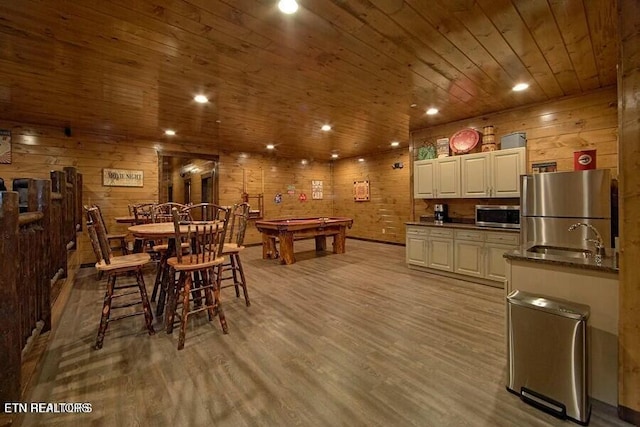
[526,245,593,259]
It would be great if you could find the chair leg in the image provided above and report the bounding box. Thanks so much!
[213,265,229,334]
[166,270,182,334]
[178,274,193,350]
[136,267,155,336]
[94,274,115,350]
[204,269,216,321]
[230,256,240,298]
[234,254,250,307]
[151,258,164,303]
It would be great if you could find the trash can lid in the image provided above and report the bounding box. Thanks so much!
[507,290,590,320]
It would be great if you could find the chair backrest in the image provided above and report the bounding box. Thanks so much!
[171,207,230,265]
[151,202,189,223]
[181,203,229,223]
[86,206,112,265]
[83,204,109,234]
[131,203,155,224]
[227,202,250,246]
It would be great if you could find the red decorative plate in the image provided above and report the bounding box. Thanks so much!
[450,128,480,154]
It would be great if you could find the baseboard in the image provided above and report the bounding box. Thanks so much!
[618,405,640,425]
[347,236,405,246]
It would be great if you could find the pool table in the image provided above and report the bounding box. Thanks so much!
[255,217,353,265]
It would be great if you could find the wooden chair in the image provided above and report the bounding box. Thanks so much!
[130,202,155,253]
[165,206,230,350]
[149,202,191,316]
[85,207,155,350]
[181,202,229,223]
[220,202,251,306]
[83,204,128,255]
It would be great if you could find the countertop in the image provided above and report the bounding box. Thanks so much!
[504,246,619,274]
[405,221,521,233]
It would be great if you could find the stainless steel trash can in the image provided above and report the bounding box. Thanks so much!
[506,290,591,425]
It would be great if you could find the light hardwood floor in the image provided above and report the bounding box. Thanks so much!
[20,239,629,426]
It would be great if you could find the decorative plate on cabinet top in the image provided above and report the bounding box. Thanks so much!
[450,128,480,154]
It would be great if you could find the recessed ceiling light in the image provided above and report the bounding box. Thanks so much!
[426,108,439,115]
[331,153,339,159]
[164,129,176,136]
[358,158,365,162]
[512,83,529,92]
[391,141,400,147]
[266,144,275,150]
[410,103,417,108]
[301,159,308,165]
[194,94,209,103]
[321,124,331,131]
[278,0,298,14]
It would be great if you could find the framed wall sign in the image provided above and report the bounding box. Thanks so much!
[312,180,323,199]
[0,129,11,164]
[102,168,144,187]
[353,180,370,202]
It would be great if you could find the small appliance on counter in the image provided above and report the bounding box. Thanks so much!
[434,204,449,225]
[475,205,520,229]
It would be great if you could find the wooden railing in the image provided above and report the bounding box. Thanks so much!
[0,167,81,406]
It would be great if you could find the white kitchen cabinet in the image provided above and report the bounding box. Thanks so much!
[485,231,520,282]
[460,147,526,198]
[413,157,460,199]
[427,228,454,271]
[491,148,526,197]
[405,226,453,271]
[454,229,485,278]
[406,225,519,286]
[414,160,436,198]
[406,226,429,267]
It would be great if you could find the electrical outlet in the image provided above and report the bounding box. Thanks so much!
[382,228,386,234]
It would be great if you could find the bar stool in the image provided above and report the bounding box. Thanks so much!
[149,202,191,317]
[220,202,251,306]
[165,205,230,350]
[130,202,155,253]
[83,204,128,255]
[86,207,155,350]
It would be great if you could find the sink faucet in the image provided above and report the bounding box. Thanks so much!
[568,222,606,262]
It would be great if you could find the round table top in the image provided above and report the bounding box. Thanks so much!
[128,221,219,239]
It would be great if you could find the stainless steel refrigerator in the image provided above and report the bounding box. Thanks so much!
[520,169,613,250]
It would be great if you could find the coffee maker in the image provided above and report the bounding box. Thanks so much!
[434,204,448,225]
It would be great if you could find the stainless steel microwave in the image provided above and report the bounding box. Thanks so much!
[475,205,520,229]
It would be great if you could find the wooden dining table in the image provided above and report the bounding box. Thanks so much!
[128,221,221,321]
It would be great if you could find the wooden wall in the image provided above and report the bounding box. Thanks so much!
[410,87,618,221]
[0,121,334,263]
[333,149,411,244]
[617,0,640,422]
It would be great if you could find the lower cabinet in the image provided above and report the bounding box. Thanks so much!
[406,226,453,271]
[407,225,519,285]
[427,229,454,272]
[406,226,428,267]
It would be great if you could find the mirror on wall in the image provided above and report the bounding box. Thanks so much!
[157,151,219,205]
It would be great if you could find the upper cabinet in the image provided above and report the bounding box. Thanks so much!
[415,147,526,199]
[414,157,460,199]
[460,147,526,198]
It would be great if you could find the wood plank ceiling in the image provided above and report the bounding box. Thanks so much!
[0,0,618,160]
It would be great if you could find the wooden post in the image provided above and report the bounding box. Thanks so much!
[63,166,79,238]
[0,191,21,405]
[35,179,52,332]
[76,172,83,232]
[51,170,68,279]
